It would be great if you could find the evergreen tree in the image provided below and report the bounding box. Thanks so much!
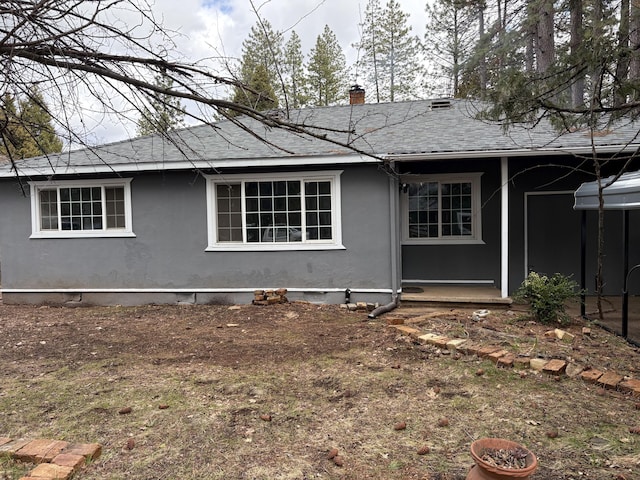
[354,0,423,102]
[307,25,348,106]
[231,19,284,113]
[136,71,186,136]
[231,64,279,112]
[0,88,62,159]
[423,0,478,97]
[283,31,308,108]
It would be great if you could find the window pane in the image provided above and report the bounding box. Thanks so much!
[39,190,58,230]
[319,196,331,210]
[274,181,287,196]
[441,182,472,237]
[246,182,258,196]
[407,181,438,238]
[304,181,333,241]
[215,183,242,242]
[407,179,474,240]
[287,181,300,195]
[246,198,259,212]
[105,187,125,229]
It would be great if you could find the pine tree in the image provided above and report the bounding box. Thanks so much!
[136,72,186,136]
[0,88,63,159]
[354,0,423,102]
[231,64,279,112]
[307,25,348,106]
[231,20,284,113]
[423,0,478,97]
[283,31,308,108]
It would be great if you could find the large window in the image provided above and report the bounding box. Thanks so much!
[206,171,343,250]
[30,179,134,238]
[401,173,482,244]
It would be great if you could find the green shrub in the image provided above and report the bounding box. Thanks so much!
[514,272,580,325]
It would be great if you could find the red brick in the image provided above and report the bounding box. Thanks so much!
[392,325,422,338]
[385,317,404,325]
[62,443,102,461]
[51,453,86,470]
[0,437,12,447]
[0,439,30,456]
[28,463,74,480]
[581,369,603,383]
[15,439,68,463]
[462,344,483,356]
[598,371,624,390]
[488,350,510,363]
[619,378,640,396]
[497,353,515,368]
[477,346,502,358]
[543,359,567,375]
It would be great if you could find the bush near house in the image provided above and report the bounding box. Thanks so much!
[514,271,581,325]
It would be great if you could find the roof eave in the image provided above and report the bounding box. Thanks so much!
[0,154,380,178]
[387,144,640,161]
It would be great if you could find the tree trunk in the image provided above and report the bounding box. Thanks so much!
[478,4,487,97]
[629,0,640,90]
[570,0,585,107]
[535,0,555,73]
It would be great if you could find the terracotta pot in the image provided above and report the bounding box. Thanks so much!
[467,438,538,480]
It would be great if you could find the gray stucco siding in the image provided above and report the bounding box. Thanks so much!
[0,165,395,304]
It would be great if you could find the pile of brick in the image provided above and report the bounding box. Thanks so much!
[0,437,101,480]
[341,302,377,312]
[253,289,288,305]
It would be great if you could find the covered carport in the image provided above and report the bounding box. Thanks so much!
[574,170,640,342]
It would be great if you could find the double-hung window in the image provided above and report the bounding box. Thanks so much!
[30,179,134,238]
[401,173,483,244]
[206,171,343,250]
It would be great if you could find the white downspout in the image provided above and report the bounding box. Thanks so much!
[501,157,509,298]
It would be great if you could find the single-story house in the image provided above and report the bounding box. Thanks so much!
[0,94,638,306]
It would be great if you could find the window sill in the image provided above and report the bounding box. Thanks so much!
[206,243,346,252]
[30,232,137,239]
[402,238,486,246]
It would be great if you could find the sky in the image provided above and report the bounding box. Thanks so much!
[80,0,431,145]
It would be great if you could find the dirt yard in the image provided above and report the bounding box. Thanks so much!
[0,301,639,479]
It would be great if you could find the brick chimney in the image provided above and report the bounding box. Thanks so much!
[349,85,365,105]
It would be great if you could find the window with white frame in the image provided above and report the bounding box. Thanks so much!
[401,173,483,244]
[206,171,343,250]
[30,179,134,238]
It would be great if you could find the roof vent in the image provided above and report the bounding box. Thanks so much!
[430,99,452,110]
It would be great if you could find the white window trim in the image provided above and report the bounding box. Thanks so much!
[205,170,345,251]
[29,178,135,239]
[400,172,484,245]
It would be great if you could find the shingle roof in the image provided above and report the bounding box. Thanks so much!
[2,99,639,178]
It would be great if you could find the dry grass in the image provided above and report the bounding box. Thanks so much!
[0,304,639,479]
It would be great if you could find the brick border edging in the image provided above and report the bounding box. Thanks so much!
[389,324,640,397]
[0,437,101,480]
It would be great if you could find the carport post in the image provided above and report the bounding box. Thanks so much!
[622,210,629,338]
[580,210,586,318]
